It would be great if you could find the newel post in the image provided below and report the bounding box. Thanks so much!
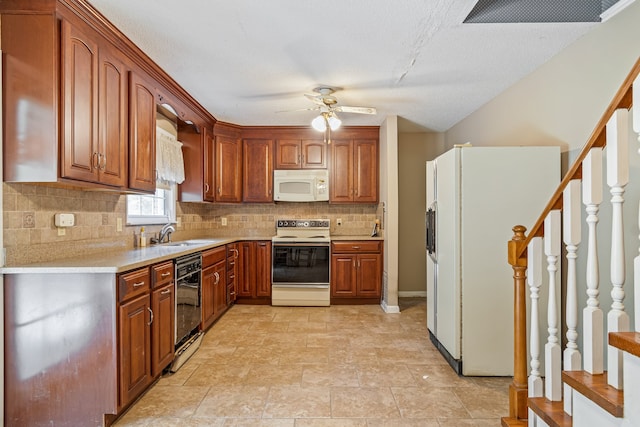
[508,225,528,420]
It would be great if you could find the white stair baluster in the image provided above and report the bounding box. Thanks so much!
[583,147,604,375]
[544,210,562,401]
[606,108,630,389]
[563,179,582,415]
[528,237,543,426]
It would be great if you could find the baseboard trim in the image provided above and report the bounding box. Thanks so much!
[380,301,400,313]
[398,291,427,298]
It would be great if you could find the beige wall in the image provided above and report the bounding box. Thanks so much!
[445,1,640,152]
[379,116,400,312]
[397,132,446,296]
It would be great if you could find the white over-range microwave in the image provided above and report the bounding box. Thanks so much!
[273,169,329,202]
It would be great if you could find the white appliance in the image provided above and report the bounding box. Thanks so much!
[273,169,329,202]
[426,146,559,376]
[271,219,331,306]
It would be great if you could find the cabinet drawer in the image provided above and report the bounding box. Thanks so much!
[118,267,151,302]
[202,246,226,267]
[331,241,381,253]
[152,261,174,288]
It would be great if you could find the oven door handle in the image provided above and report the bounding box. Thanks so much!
[272,284,329,289]
[272,242,329,247]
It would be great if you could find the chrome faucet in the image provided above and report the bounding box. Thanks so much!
[158,223,176,243]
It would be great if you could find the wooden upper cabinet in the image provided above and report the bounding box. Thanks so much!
[330,138,378,203]
[329,139,354,203]
[275,139,326,169]
[97,45,128,187]
[203,128,216,201]
[61,20,127,188]
[243,138,274,202]
[215,134,242,202]
[128,71,157,193]
[353,139,378,203]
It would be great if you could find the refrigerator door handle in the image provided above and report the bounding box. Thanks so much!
[426,202,437,262]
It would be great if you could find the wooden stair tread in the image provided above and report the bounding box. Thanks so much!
[501,417,527,427]
[528,397,572,427]
[562,370,623,418]
[609,331,640,358]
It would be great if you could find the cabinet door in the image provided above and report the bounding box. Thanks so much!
[203,129,216,201]
[128,71,156,193]
[201,264,216,329]
[255,241,272,297]
[61,20,99,184]
[213,261,228,316]
[151,283,174,376]
[275,139,302,169]
[329,140,354,202]
[301,139,326,169]
[356,253,382,298]
[227,244,239,304]
[353,139,378,203]
[331,254,357,297]
[243,139,273,202]
[215,135,242,202]
[236,242,253,297]
[97,45,128,187]
[118,294,151,407]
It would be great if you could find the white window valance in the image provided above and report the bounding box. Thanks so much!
[156,126,185,184]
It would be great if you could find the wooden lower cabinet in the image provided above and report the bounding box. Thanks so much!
[202,247,228,330]
[227,243,239,304]
[118,267,152,409]
[118,260,175,410]
[236,240,272,303]
[330,241,382,304]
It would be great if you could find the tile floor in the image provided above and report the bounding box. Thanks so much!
[114,298,510,426]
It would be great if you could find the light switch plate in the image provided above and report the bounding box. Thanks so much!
[116,217,123,232]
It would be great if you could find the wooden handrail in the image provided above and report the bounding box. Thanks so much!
[512,56,640,262]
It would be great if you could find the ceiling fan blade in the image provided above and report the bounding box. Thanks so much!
[304,93,326,105]
[334,106,377,115]
[276,107,318,113]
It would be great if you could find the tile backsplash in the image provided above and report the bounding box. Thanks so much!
[3,183,382,265]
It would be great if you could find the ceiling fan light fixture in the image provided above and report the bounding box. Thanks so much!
[311,115,327,132]
[328,114,341,131]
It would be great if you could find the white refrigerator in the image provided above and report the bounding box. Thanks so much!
[426,146,559,376]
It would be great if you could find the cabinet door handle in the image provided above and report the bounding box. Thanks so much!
[205,183,210,193]
[161,288,171,295]
[233,249,239,258]
[214,271,220,284]
[358,260,360,268]
[161,272,171,278]
[217,187,221,194]
[133,281,145,287]
[353,260,356,269]
[147,307,154,325]
[99,154,107,171]
[92,152,99,170]
[352,246,360,250]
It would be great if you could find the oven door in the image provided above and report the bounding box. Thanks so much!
[272,242,330,306]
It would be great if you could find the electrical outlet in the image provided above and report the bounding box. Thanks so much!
[337,218,342,226]
[221,217,228,226]
[116,217,123,232]
[176,217,182,228]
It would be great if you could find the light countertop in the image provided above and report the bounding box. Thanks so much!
[2,235,384,274]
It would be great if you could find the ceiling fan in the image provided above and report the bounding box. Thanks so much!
[301,87,377,142]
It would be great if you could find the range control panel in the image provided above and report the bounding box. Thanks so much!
[276,219,330,228]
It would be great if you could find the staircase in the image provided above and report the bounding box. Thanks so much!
[502,56,640,427]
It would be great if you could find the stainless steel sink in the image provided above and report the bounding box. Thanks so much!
[162,242,198,247]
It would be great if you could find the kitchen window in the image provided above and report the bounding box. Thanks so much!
[126,184,177,225]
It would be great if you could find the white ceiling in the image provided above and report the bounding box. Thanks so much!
[88,0,600,132]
